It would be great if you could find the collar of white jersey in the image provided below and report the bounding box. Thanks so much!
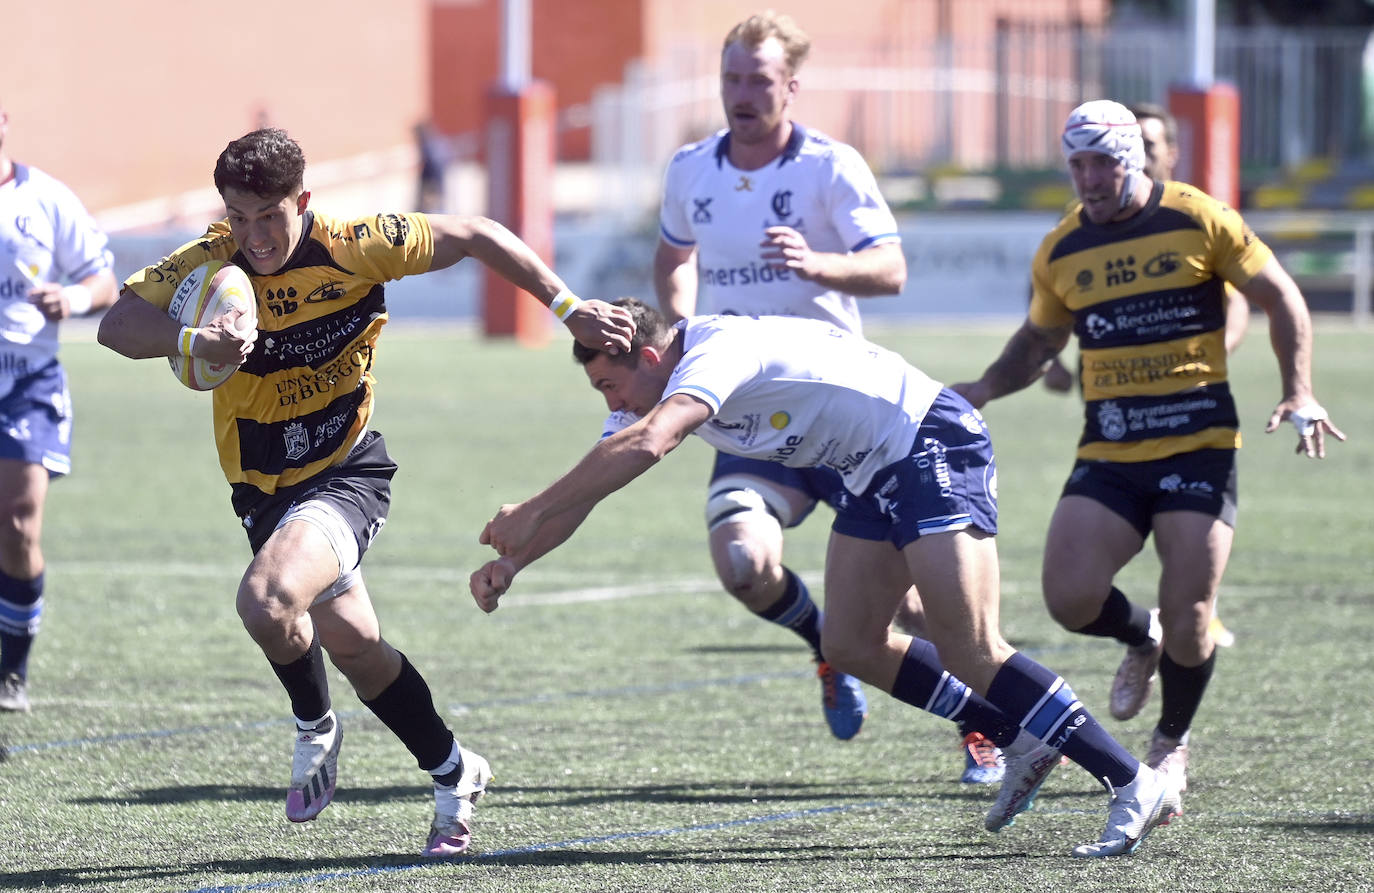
[715,123,808,169]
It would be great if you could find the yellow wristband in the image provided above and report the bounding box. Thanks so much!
[177,325,197,357]
[549,290,582,322]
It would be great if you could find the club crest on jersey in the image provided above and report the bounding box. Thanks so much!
[769,411,791,430]
[284,421,310,461]
[771,190,793,220]
[1097,400,1127,441]
[734,175,754,192]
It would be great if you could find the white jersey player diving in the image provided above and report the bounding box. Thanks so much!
[659,125,901,333]
[602,315,944,495]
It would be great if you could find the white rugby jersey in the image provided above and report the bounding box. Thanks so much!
[0,163,113,394]
[605,316,943,495]
[659,125,900,334]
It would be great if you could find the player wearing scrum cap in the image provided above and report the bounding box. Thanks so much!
[952,100,1345,810]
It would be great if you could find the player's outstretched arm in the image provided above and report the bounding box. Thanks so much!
[950,318,1072,408]
[1240,258,1347,458]
[97,287,255,365]
[469,502,595,613]
[481,394,709,557]
[426,214,634,353]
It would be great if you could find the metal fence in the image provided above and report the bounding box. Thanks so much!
[588,23,1372,217]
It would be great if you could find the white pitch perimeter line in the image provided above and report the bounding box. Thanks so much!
[49,561,731,606]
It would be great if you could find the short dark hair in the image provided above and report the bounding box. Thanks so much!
[572,298,670,367]
[1127,102,1178,148]
[213,128,306,199]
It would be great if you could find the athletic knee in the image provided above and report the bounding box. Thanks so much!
[0,510,41,575]
[711,535,782,599]
[1161,602,1211,660]
[236,572,298,637]
[1042,576,1105,631]
[706,486,785,602]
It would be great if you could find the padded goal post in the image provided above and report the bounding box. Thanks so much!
[1168,83,1241,210]
[483,80,557,346]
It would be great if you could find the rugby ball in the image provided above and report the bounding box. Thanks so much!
[166,260,257,391]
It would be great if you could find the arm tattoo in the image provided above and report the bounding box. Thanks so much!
[983,323,1068,400]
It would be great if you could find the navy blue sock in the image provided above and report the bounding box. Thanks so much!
[268,630,331,723]
[1157,649,1216,739]
[361,652,455,772]
[890,638,1021,747]
[986,652,1138,788]
[755,568,824,659]
[1073,586,1153,647]
[0,569,43,678]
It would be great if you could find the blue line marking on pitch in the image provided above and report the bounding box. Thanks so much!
[181,801,886,893]
[6,642,1071,757]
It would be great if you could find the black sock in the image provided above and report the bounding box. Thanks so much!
[986,652,1138,788]
[268,630,330,723]
[1157,649,1216,739]
[361,652,455,772]
[1073,586,1153,647]
[0,569,43,678]
[890,638,1021,747]
[755,568,824,658]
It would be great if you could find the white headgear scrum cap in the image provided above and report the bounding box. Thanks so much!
[1061,99,1145,210]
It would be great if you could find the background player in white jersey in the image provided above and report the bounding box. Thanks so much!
[473,299,1184,858]
[652,11,963,765]
[0,101,118,713]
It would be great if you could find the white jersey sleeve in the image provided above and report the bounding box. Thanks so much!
[1,163,113,390]
[599,409,641,439]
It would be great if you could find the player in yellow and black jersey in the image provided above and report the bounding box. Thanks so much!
[954,101,1344,806]
[97,128,634,857]
[1029,175,1264,464]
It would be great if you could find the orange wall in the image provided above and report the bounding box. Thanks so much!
[1,0,1110,217]
[0,0,429,216]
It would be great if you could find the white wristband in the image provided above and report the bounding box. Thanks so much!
[549,290,582,322]
[60,284,93,316]
[177,325,198,358]
[1289,403,1328,436]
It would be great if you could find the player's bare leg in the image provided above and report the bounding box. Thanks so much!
[0,459,46,713]
[708,476,866,739]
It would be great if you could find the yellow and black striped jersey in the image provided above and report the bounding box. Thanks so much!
[1029,180,1272,463]
[123,210,435,513]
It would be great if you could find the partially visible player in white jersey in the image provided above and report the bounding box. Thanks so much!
[651,12,1004,779]
[0,101,118,712]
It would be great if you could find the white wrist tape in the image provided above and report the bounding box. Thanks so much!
[177,326,198,357]
[1289,403,1328,436]
[549,289,583,322]
[61,284,93,315]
